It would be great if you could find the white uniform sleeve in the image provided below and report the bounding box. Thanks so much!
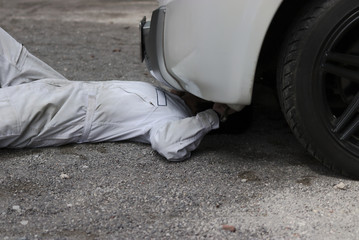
[149,109,219,161]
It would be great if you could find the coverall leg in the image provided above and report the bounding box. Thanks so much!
[0,27,66,88]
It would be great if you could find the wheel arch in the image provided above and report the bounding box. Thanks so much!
[254,0,314,85]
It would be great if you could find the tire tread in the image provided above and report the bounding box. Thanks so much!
[277,0,349,176]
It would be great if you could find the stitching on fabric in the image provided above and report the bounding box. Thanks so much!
[0,46,25,72]
[80,86,97,143]
[116,85,155,106]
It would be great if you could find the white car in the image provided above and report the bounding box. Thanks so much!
[140,0,359,178]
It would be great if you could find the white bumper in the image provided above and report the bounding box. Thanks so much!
[164,0,282,106]
[144,0,283,107]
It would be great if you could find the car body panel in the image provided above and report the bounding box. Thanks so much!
[155,0,283,107]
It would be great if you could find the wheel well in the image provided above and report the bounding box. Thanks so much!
[255,0,313,85]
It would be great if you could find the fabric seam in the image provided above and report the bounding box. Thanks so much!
[79,86,97,143]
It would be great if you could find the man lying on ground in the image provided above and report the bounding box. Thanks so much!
[0,27,246,161]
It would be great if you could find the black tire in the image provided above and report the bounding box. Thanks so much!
[278,0,359,178]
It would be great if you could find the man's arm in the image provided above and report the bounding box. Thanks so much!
[149,109,219,161]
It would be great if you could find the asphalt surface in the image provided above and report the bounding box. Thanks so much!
[1,0,359,239]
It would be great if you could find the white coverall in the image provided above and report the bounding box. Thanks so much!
[0,28,219,161]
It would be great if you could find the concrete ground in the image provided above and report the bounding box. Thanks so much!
[1,0,359,239]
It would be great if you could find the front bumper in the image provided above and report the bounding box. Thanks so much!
[139,7,182,90]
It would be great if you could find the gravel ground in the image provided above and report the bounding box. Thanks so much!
[1,1,359,239]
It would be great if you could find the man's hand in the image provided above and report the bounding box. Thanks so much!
[171,90,211,115]
[213,103,236,122]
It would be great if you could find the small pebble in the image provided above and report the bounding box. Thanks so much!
[334,182,347,190]
[60,173,70,179]
[222,224,236,232]
[12,205,20,211]
[241,179,248,183]
[20,220,28,225]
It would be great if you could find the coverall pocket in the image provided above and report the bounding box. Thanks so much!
[0,97,20,137]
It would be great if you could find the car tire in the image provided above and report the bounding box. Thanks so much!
[278,0,359,178]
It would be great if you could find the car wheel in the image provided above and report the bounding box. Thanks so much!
[278,0,359,178]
